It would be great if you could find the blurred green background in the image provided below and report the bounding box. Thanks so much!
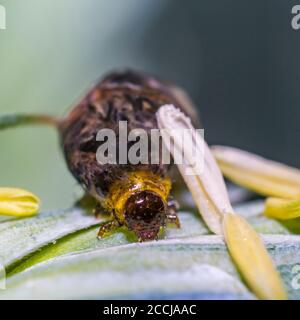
[1,0,300,210]
[0,0,169,209]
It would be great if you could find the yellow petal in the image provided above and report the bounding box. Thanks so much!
[157,106,287,299]
[212,146,300,199]
[0,188,40,217]
[223,213,287,300]
[264,197,300,220]
[156,105,233,234]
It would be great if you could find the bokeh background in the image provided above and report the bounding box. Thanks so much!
[0,0,300,210]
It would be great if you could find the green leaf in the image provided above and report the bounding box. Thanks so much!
[7,211,209,276]
[1,200,300,299]
[0,207,102,268]
[1,237,254,300]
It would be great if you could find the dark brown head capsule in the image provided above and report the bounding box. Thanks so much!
[125,191,167,241]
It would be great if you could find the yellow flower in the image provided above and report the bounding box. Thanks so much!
[212,145,300,220]
[157,105,286,300]
[0,188,40,217]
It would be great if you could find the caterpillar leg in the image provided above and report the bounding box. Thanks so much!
[166,198,180,228]
[97,220,120,239]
